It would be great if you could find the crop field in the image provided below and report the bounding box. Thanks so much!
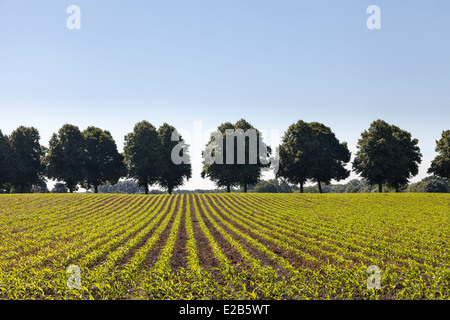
[0,193,449,300]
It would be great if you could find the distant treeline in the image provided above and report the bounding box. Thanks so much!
[249,176,449,194]
[0,119,448,194]
[47,176,450,194]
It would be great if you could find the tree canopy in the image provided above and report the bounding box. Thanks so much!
[276,120,312,193]
[157,123,192,194]
[9,126,45,193]
[44,124,86,193]
[428,130,450,181]
[82,126,125,193]
[0,130,14,189]
[201,119,271,192]
[277,120,350,193]
[353,120,422,192]
[123,121,163,194]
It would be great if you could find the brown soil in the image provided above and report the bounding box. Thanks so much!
[111,195,176,270]
[170,195,188,271]
[207,195,323,271]
[140,195,181,268]
[201,195,290,276]
[194,194,248,270]
[90,195,168,268]
[189,195,221,271]
[221,195,338,266]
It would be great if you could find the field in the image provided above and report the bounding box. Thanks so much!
[0,193,449,300]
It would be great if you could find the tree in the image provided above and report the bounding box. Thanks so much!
[9,126,45,193]
[157,123,192,194]
[201,122,237,193]
[353,120,422,193]
[44,124,86,193]
[344,179,364,193]
[201,119,271,193]
[276,120,313,193]
[233,119,271,192]
[98,179,144,194]
[51,182,68,193]
[123,121,163,195]
[277,121,350,193]
[428,130,450,181]
[32,179,49,193]
[0,130,14,190]
[406,176,449,193]
[308,122,351,193]
[253,180,278,193]
[82,126,125,193]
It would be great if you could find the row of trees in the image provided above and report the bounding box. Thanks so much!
[0,119,448,194]
[0,121,192,194]
[202,119,448,193]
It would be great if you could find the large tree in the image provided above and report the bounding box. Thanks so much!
[0,130,15,190]
[428,130,450,180]
[123,120,163,195]
[233,119,271,192]
[308,122,351,193]
[201,119,271,193]
[8,126,45,193]
[276,120,313,193]
[44,124,86,193]
[201,122,237,193]
[277,121,350,193]
[353,120,422,193]
[82,126,125,193]
[157,123,192,194]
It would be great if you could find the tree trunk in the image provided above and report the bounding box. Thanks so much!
[144,184,149,195]
[168,186,173,195]
[378,183,383,193]
[318,181,323,194]
[69,186,74,193]
[299,182,304,194]
[94,185,98,194]
[243,183,248,193]
[226,185,231,193]
[20,184,25,193]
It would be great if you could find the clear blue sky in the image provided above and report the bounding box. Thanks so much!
[1,0,449,190]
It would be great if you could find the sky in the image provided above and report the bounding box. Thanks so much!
[0,0,449,190]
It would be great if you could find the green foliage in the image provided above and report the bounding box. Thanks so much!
[123,121,163,194]
[1,193,450,300]
[8,126,45,193]
[31,179,49,193]
[251,178,294,193]
[276,120,312,192]
[253,180,278,193]
[428,130,450,180]
[201,119,271,192]
[51,182,69,193]
[44,124,86,193]
[201,122,236,192]
[157,123,192,194]
[277,120,350,193]
[82,126,125,193]
[0,130,14,189]
[98,179,144,194]
[308,122,351,192]
[406,176,449,193]
[353,120,422,192]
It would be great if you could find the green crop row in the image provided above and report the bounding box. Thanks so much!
[1,193,449,300]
